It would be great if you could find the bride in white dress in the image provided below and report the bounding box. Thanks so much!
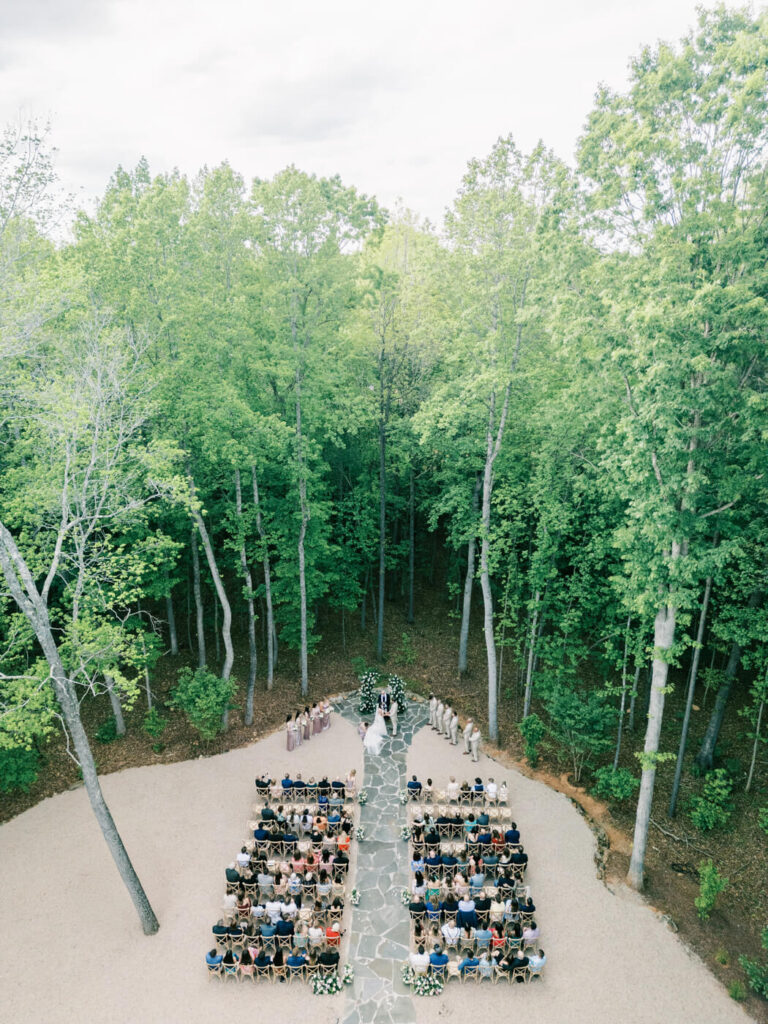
[363,708,388,756]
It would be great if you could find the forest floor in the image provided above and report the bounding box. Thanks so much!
[3,585,767,1019]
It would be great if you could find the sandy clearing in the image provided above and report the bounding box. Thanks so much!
[0,703,753,1024]
[406,723,752,1024]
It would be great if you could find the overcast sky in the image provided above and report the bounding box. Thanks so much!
[0,0,728,226]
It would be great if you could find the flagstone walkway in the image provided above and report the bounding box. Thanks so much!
[334,695,429,1024]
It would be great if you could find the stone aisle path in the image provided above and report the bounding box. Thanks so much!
[334,695,429,1024]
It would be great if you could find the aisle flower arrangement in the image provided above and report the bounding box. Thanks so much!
[350,888,360,906]
[399,789,408,804]
[357,789,368,805]
[312,971,343,995]
[400,888,411,905]
[400,825,411,841]
[412,972,444,996]
[355,826,366,841]
[342,963,355,985]
[401,964,415,986]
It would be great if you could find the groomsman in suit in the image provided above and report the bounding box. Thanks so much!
[449,711,459,745]
[463,718,474,755]
[428,694,437,728]
[442,703,452,738]
[434,700,444,732]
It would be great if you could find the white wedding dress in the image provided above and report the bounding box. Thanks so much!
[363,709,388,756]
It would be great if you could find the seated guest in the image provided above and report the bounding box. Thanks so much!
[441,851,458,868]
[221,948,239,975]
[528,948,546,976]
[456,896,477,928]
[423,777,434,800]
[523,920,540,945]
[460,780,472,800]
[425,827,440,848]
[411,852,425,874]
[236,847,250,869]
[425,851,441,869]
[504,822,520,844]
[318,776,331,797]
[474,892,492,916]
[275,915,294,938]
[446,777,459,802]
[477,828,493,847]
[225,862,241,885]
[407,775,422,797]
[412,871,427,900]
[255,773,271,792]
[429,944,449,973]
[281,773,293,790]
[318,947,340,967]
[291,773,306,797]
[523,897,536,914]
[476,809,490,827]
[463,813,476,833]
[441,893,459,917]
[510,847,528,870]
[206,948,223,970]
[239,947,254,976]
[212,919,229,940]
[426,896,442,924]
[511,948,530,980]
[259,919,276,939]
[236,892,251,917]
[473,777,484,795]
[498,781,508,803]
[458,952,480,976]
[331,777,345,797]
[441,919,461,947]
[253,946,272,968]
[286,948,308,969]
[485,778,498,802]
[253,823,271,841]
[409,944,430,975]
[260,802,276,821]
[478,951,494,979]
[408,896,427,917]
[475,923,492,948]
[333,849,350,872]
[325,921,343,947]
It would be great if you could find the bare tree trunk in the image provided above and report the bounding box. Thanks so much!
[746,686,765,794]
[251,465,274,690]
[628,555,679,891]
[613,615,632,771]
[190,502,234,727]
[407,467,415,625]
[459,472,481,676]
[214,595,220,664]
[235,469,257,725]
[105,674,126,736]
[361,567,368,631]
[0,524,159,935]
[668,573,713,817]
[185,566,192,651]
[190,527,206,669]
[696,590,761,771]
[295,378,309,696]
[522,591,541,719]
[377,416,386,660]
[163,568,178,656]
[628,663,641,732]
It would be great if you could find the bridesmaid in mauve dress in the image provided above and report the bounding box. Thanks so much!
[312,702,322,736]
[294,710,303,747]
[302,707,311,742]
[285,714,295,752]
[321,698,331,731]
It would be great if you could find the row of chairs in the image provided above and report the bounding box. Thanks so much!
[215,929,342,953]
[208,961,341,982]
[408,790,509,807]
[406,959,539,985]
[409,804,513,823]
[227,878,347,899]
[412,925,538,955]
[254,792,356,810]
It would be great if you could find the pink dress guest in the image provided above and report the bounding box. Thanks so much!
[294,713,303,746]
[303,710,311,742]
[285,715,295,752]
[322,700,331,730]
[312,704,322,735]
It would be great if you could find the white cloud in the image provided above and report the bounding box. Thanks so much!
[0,0,714,225]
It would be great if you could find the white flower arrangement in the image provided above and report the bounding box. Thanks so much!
[357,789,368,805]
[342,963,355,985]
[401,964,415,986]
[399,789,408,804]
[350,888,360,906]
[355,826,366,841]
[412,972,444,996]
[312,971,343,995]
[400,888,411,905]
[400,825,411,841]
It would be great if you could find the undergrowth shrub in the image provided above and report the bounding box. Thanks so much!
[689,768,734,831]
[168,667,236,741]
[694,859,728,920]
[592,765,640,802]
[0,746,40,793]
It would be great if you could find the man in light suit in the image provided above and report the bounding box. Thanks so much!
[428,694,437,728]
[470,726,481,762]
[463,718,474,755]
[442,703,452,738]
[434,700,444,732]
[449,711,459,745]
